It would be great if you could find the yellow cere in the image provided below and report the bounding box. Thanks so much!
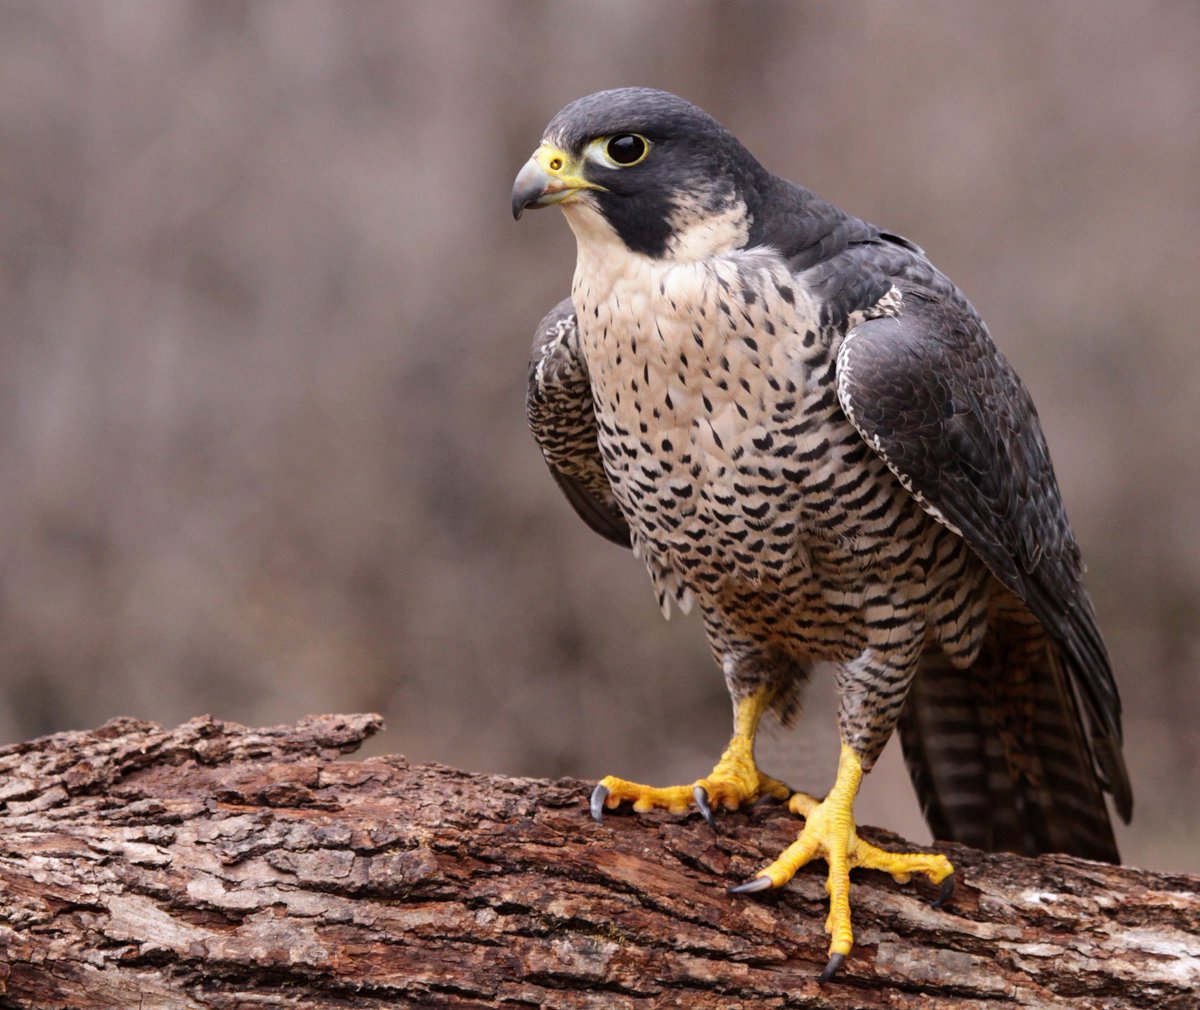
[533,143,607,200]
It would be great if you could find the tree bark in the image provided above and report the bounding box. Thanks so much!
[0,715,1194,1009]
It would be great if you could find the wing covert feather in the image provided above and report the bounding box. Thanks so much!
[527,299,631,549]
[836,286,1129,818]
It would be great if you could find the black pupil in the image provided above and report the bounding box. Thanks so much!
[608,134,645,165]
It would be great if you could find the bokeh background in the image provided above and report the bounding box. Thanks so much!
[1,1,1197,873]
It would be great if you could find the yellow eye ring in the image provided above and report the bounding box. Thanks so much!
[604,133,649,167]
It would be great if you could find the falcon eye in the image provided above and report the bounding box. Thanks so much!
[605,133,648,166]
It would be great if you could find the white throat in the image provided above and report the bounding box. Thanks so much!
[561,195,753,306]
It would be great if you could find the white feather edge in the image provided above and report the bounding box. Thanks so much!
[835,287,965,540]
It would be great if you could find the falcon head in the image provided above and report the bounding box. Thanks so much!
[512,88,770,260]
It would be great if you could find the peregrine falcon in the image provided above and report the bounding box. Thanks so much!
[512,88,1131,979]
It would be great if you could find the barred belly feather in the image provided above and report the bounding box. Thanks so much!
[572,240,989,766]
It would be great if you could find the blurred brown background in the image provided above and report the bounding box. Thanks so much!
[1,1,1196,873]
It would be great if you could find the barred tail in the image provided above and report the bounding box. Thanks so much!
[898,603,1125,863]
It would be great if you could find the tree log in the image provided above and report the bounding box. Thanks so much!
[0,715,1194,1009]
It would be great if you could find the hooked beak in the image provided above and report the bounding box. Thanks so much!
[512,143,605,220]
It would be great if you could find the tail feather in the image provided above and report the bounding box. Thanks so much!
[899,600,1124,863]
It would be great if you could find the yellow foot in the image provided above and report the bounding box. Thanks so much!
[591,765,790,828]
[729,744,954,983]
[590,690,791,828]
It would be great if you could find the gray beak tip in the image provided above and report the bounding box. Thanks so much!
[511,157,554,222]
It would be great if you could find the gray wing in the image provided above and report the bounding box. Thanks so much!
[527,299,630,549]
[836,283,1132,823]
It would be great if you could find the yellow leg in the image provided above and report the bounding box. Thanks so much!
[592,690,791,824]
[731,742,954,980]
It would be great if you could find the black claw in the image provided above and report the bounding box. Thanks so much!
[589,783,610,823]
[818,952,845,983]
[693,785,717,830]
[933,872,955,909]
[728,875,772,895]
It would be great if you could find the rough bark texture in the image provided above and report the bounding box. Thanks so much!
[0,715,1195,1009]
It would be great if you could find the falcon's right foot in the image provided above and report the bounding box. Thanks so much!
[589,690,790,828]
[591,764,790,828]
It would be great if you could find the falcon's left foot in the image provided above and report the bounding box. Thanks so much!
[590,690,790,828]
[730,742,954,982]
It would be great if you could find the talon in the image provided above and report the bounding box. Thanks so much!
[818,952,844,983]
[728,875,773,894]
[589,783,610,823]
[693,785,717,829]
[933,871,955,909]
[736,744,956,972]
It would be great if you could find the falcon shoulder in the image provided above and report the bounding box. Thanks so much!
[527,298,631,549]
[834,275,1131,821]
